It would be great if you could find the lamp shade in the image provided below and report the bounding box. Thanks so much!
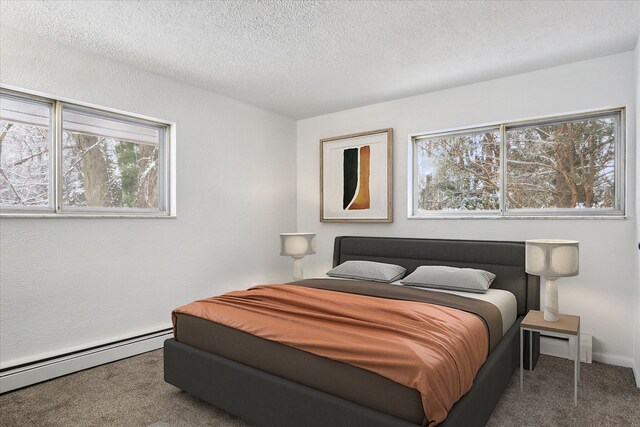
[280,233,316,258]
[525,239,579,278]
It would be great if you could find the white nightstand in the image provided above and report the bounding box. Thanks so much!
[520,310,581,406]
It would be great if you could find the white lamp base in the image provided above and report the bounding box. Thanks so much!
[544,278,559,322]
[292,257,304,281]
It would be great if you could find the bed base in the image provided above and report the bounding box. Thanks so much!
[164,316,535,427]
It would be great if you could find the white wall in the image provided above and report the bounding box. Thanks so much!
[634,34,640,386]
[297,52,638,367]
[0,29,297,367]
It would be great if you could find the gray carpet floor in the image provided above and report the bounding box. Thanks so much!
[0,350,638,426]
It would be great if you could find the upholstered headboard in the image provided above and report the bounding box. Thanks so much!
[333,236,539,316]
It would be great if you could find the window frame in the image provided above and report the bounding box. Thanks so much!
[0,87,174,218]
[408,108,626,219]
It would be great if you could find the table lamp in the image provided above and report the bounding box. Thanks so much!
[280,233,316,280]
[525,239,579,322]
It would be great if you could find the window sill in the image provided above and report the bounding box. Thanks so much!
[408,215,627,220]
[0,213,176,219]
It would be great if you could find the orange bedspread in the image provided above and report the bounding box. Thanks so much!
[172,284,488,426]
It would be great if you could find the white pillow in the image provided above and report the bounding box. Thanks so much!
[326,261,406,283]
[400,265,496,293]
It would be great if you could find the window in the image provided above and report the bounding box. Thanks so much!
[414,127,500,213]
[0,94,53,209]
[410,109,624,217]
[0,88,171,216]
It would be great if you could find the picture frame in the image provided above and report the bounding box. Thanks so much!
[320,128,393,222]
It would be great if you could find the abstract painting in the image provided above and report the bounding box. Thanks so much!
[320,128,392,222]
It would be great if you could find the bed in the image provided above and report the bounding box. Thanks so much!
[164,236,540,427]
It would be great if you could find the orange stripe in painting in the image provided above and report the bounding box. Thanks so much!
[348,145,370,210]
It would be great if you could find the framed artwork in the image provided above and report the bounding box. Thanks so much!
[320,128,393,222]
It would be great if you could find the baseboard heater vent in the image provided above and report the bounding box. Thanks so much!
[540,333,592,363]
[0,328,172,394]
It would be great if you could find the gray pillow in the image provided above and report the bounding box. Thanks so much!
[400,265,496,293]
[327,261,406,283]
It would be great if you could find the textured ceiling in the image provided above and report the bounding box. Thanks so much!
[1,1,639,119]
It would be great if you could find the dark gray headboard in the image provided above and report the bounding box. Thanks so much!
[333,236,539,316]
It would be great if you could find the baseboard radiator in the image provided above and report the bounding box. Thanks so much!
[0,328,172,394]
[540,333,593,363]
